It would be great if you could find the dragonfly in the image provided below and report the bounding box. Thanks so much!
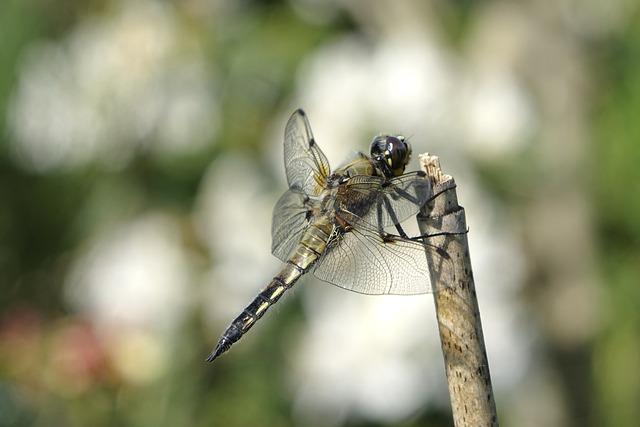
[206,109,453,362]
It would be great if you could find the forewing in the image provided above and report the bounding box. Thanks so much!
[271,189,312,262]
[339,171,432,229]
[284,109,331,196]
[313,214,453,295]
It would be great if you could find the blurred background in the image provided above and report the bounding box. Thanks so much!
[0,0,638,426]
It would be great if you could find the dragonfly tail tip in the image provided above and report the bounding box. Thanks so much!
[205,338,230,363]
[205,348,222,363]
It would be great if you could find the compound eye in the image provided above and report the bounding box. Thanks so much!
[386,136,408,169]
[370,136,388,159]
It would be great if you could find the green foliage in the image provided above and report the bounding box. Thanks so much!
[593,18,640,427]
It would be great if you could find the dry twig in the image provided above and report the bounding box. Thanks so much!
[417,153,499,427]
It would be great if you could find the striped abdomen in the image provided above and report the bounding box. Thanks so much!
[206,218,332,362]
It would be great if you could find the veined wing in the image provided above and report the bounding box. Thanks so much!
[271,189,315,262]
[338,171,432,230]
[284,109,331,196]
[313,212,453,295]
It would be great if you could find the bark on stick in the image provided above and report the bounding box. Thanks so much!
[417,153,499,427]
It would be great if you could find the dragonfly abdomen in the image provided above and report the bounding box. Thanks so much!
[206,220,333,363]
[206,274,297,362]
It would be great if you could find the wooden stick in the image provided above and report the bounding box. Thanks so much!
[417,153,499,427]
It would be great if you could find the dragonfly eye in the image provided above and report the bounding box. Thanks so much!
[370,135,412,177]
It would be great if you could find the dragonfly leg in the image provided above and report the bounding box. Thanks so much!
[376,198,408,239]
[376,199,385,235]
[394,187,420,204]
[394,223,409,239]
[424,183,457,204]
[383,181,439,239]
[381,196,409,239]
[408,227,469,242]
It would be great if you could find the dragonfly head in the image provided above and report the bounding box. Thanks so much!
[370,135,412,177]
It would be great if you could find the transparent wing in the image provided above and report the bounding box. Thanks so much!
[284,109,331,196]
[313,213,453,295]
[271,189,314,262]
[338,171,432,230]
